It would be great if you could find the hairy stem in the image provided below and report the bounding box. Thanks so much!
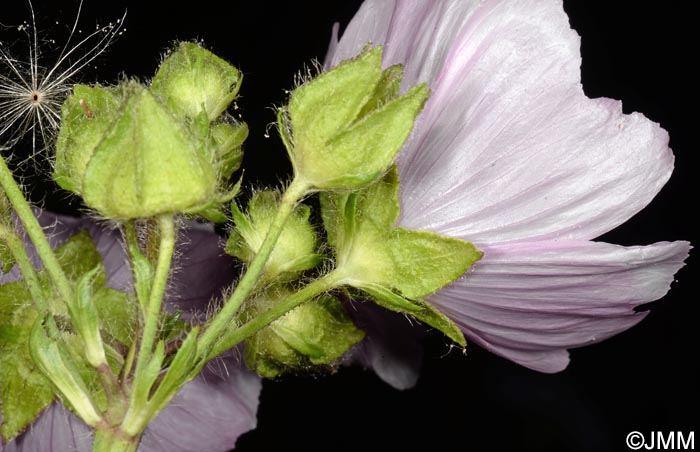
[208,271,341,360]
[132,214,175,376]
[0,224,61,338]
[197,177,309,357]
[0,157,74,303]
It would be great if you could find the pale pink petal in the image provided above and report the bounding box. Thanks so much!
[0,403,92,452]
[431,240,690,373]
[138,354,261,452]
[1,356,260,452]
[329,0,674,245]
[345,302,424,390]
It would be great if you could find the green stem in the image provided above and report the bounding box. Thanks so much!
[0,224,61,338]
[132,215,175,374]
[208,271,341,360]
[197,177,309,357]
[92,427,140,452]
[0,157,73,303]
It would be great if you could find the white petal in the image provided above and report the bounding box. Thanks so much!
[430,240,690,372]
[330,0,674,244]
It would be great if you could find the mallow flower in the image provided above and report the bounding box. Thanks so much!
[325,0,690,373]
[0,212,261,452]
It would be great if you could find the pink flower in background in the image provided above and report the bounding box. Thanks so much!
[326,0,690,372]
[0,213,261,452]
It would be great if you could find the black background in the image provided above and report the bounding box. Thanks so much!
[2,2,697,451]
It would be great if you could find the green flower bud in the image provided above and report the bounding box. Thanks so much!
[151,42,241,121]
[55,82,217,219]
[244,290,364,378]
[226,190,321,284]
[280,46,429,190]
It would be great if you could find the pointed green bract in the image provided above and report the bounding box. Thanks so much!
[226,190,320,284]
[28,317,102,426]
[284,46,428,190]
[244,292,364,378]
[152,42,241,121]
[82,84,216,219]
[321,167,482,345]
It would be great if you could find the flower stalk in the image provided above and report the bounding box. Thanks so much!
[0,156,74,304]
[197,177,310,358]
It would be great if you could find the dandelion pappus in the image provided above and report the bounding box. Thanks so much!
[0,0,126,160]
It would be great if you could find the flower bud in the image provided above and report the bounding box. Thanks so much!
[151,42,241,121]
[226,190,320,284]
[54,42,246,220]
[280,46,428,190]
[86,83,216,219]
[244,291,364,378]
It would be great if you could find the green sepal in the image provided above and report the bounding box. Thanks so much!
[358,285,466,347]
[322,168,481,345]
[152,42,241,121]
[245,293,364,378]
[388,228,481,299]
[226,190,320,283]
[211,122,247,180]
[53,84,122,194]
[81,83,216,219]
[288,46,382,152]
[285,46,428,190]
[357,64,403,119]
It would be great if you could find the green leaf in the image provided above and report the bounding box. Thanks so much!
[148,327,199,414]
[1,230,138,442]
[152,42,242,121]
[0,283,53,443]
